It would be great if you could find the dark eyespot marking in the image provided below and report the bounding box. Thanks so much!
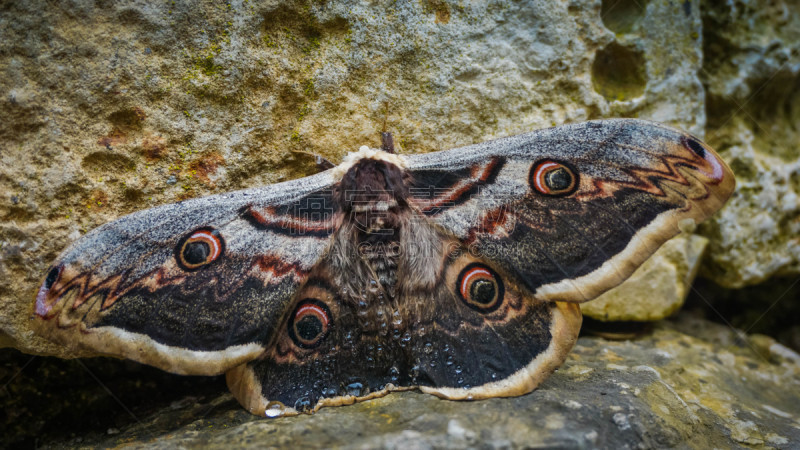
[176,227,224,271]
[44,265,62,290]
[289,299,332,349]
[684,136,707,158]
[530,160,579,196]
[184,241,210,265]
[457,263,505,313]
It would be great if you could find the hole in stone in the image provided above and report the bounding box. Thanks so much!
[108,107,146,131]
[600,0,648,34]
[81,152,136,173]
[591,42,647,101]
[423,0,451,24]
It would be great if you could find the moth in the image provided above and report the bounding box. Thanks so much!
[33,119,735,417]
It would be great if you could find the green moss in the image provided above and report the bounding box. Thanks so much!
[263,35,278,48]
[184,43,224,81]
[303,36,321,54]
[303,78,315,96]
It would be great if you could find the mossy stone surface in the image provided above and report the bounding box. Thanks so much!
[699,0,800,288]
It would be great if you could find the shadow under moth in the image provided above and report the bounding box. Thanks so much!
[32,119,735,417]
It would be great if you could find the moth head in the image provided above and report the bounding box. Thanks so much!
[332,145,408,179]
[335,157,410,212]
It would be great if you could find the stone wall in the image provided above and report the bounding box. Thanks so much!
[2,0,783,354]
[1,0,799,446]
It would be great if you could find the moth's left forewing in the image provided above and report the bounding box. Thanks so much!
[33,172,340,375]
[406,119,735,304]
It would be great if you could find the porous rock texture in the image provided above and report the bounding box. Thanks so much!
[580,233,709,322]
[699,0,800,287]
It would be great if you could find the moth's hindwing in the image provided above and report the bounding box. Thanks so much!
[226,236,583,417]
